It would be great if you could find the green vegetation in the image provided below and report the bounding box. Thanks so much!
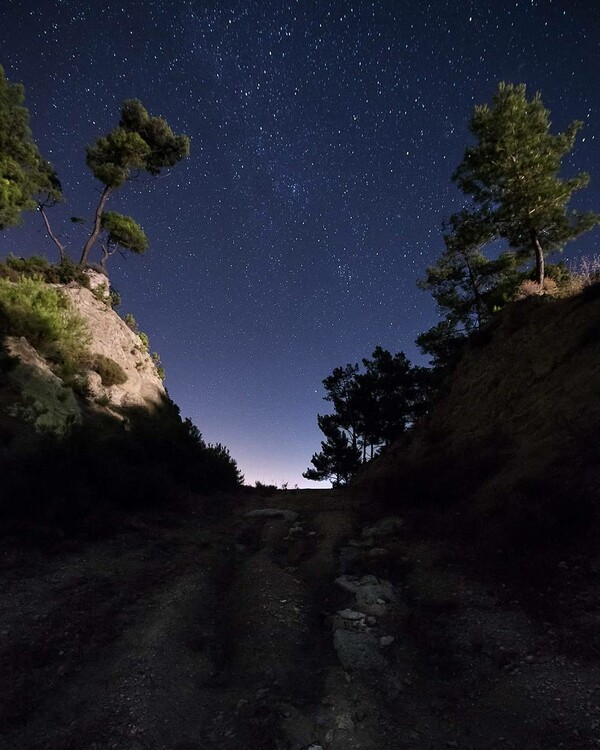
[0,404,244,538]
[0,275,89,375]
[78,99,189,268]
[0,254,90,286]
[305,82,600,489]
[98,212,148,271]
[123,313,139,333]
[0,65,61,233]
[0,66,189,271]
[90,354,127,387]
[0,65,242,536]
[419,82,600,367]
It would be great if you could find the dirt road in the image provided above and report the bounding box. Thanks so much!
[2,489,600,749]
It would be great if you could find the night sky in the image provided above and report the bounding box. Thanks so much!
[1,0,599,487]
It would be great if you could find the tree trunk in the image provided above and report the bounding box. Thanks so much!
[38,204,67,262]
[532,231,545,287]
[80,186,113,266]
[463,251,484,329]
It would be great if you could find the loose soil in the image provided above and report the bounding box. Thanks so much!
[1,489,599,749]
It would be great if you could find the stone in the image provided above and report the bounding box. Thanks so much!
[337,608,366,621]
[369,547,389,558]
[333,630,403,697]
[335,575,395,617]
[61,285,165,409]
[361,517,404,540]
[335,713,355,730]
[379,635,395,647]
[334,630,385,673]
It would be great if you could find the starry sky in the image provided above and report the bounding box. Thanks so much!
[1,0,599,487]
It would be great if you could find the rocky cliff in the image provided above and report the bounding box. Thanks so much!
[1,281,166,438]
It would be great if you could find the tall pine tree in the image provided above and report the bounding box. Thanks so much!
[454,82,599,287]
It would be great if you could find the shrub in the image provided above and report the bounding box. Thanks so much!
[0,255,90,287]
[254,480,277,496]
[4,254,51,278]
[123,313,139,333]
[45,258,90,286]
[108,289,121,308]
[557,254,600,297]
[90,354,127,386]
[514,277,558,300]
[138,332,149,352]
[0,275,90,374]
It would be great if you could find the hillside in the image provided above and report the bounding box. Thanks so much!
[0,268,242,536]
[357,283,600,553]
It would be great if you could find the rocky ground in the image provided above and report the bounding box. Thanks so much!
[1,488,600,750]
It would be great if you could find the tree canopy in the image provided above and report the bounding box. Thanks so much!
[80,99,190,266]
[0,65,60,231]
[99,212,148,270]
[0,75,190,271]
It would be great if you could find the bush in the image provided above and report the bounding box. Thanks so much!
[123,313,139,333]
[91,354,127,386]
[514,277,558,299]
[0,255,90,287]
[0,275,90,374]
[4,254,51,278]
[254,480,277,496]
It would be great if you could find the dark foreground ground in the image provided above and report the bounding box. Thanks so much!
[1,489,600,749]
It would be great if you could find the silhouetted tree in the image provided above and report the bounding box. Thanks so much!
[417,211,520,368]
[303,414,361,486]
[304,348,429,484]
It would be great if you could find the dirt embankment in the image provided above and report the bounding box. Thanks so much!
[2,489,600,750]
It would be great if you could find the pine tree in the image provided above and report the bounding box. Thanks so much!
[302,414,361,486]
[454,82,599,286]
[418,83,600,370]
[417,210,520,367]
[0,65,60,232]
[304,348,430,483]
[80,99,189,266]
[99,212,148,271]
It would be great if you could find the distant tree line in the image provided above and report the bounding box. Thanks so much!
[0,64,189,272]
[305,82,600,485]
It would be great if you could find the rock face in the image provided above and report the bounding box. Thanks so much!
[61,284,165,410]
[1,282,167,438]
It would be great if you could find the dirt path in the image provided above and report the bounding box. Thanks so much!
[2,489,600,749]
